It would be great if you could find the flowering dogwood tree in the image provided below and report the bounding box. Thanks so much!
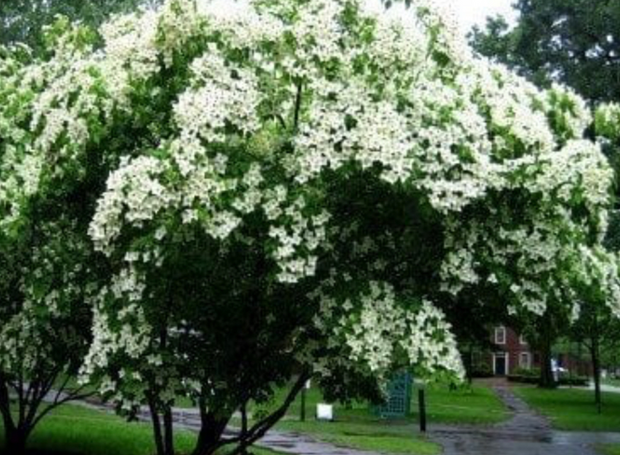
[0,26,106,454]
[1,0,619,455]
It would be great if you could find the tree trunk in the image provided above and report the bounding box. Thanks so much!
[467,343,473,385]
[192,411,230,455]
[163,407,175,455]
[591,337,602,414]
[0,378,15,437]
[6,427,28,455]
[148,400,165,455]
[539,318,556,389]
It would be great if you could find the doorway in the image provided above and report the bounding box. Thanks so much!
[494,353,508,376]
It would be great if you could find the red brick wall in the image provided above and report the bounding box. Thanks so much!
[488,326,537,375]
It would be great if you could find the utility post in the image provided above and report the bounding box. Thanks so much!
[418,387,427,432]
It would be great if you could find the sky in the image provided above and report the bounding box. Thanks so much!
[204,0,519,37]
[449,0,517,34]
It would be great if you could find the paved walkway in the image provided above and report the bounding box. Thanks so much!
[430,387,620,455]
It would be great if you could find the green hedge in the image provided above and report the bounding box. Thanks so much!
[507,375,539,384]
[558,376,589,386]
[508,374,588,386]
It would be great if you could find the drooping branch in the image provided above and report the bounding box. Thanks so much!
[293,81,303,130]
[31,384,93,430]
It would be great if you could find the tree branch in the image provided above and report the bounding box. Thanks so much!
[222,371,310,455]
[30,385,93,430]
[293,81,303,131]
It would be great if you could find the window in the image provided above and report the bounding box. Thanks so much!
[520,334,527,345]
[519,352,531,369]
[494,326,506,345]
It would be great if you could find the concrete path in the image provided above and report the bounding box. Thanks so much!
[430,387,620,455]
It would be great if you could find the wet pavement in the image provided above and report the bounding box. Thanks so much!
[253,431,382,455]
[430,387,620,455]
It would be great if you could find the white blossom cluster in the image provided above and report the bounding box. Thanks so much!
[174,50,261,142]
[596,102,620,142]
[310,281,464,383]
[80,271,151,386]
[0,220,93,378]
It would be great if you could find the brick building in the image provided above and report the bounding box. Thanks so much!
[488,326,538,376]
[472,326,593,378]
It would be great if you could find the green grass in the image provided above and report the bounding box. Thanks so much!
[0,404,195,455]
[0,404,282,455]
[179,381,509,427]
[277,420,440,455]
[414,384,509,425]
[177,381,509,426]
[515,387,620,431]
[245,383,507,455]
[597,444,620,455]
[272,383,509,426]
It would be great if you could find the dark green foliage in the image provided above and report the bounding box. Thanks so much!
[470,0,620,104]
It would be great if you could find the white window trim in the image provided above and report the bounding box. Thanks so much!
[519,334,527,345]
[495,326,506,345]
[519,352,531,369]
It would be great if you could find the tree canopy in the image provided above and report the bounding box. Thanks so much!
[1,1,620,455]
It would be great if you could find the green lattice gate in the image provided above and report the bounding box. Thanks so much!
[371,372,412,418]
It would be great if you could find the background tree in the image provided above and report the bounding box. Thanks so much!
[469,0,620,104]
[571,104,620,413]
[570,302,620,413]
[0,9,169,451]
[471,0,620,389]
[0,0,161,51]
[0,30,102,454]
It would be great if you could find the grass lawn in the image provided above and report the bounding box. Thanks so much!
[413,384,509,425]
[0,404,280,455]
[515,387,620,431]
[277,420,440,455]
[266,382,509,426]
[178,380,509,426]
[245,382,507,455]
[598,444,620,455]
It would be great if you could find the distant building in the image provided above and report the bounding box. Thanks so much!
[487,326,538,376]
[467,326,593,378]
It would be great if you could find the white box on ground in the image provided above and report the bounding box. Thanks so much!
[316,403,333,421]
